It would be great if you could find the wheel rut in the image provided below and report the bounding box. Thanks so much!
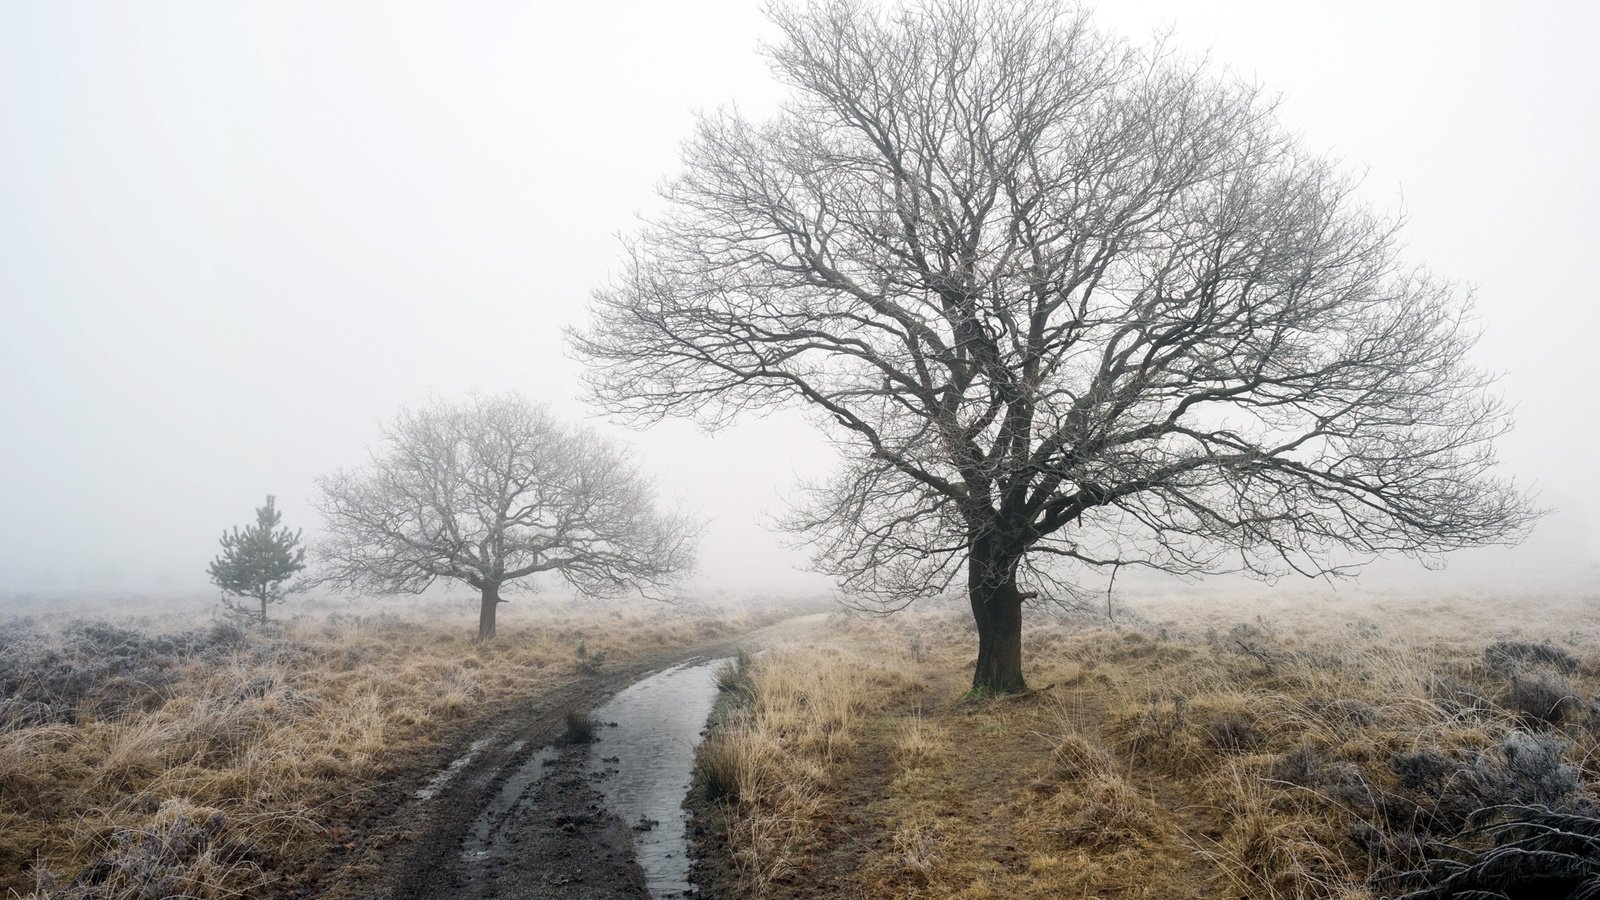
[322,614,826,900]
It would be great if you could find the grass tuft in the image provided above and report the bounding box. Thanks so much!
[562,708,598,744]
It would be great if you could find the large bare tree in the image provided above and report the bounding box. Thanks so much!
[314,395,697,640]
[572,0,1537,692]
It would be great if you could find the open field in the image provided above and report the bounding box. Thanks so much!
[692,584,1600,898]
[0,591,813,898]
[8,583,1600,898]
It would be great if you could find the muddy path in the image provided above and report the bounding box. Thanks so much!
[320,614,826,900]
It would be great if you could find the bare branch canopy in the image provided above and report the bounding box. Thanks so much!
[313,395,698,639]
[570,0,1538,691]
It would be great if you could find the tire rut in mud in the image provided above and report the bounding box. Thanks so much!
[326,616,828,900]
[337,663,663,900]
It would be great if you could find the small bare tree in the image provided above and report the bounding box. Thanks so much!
[314,395,697,640]
[208,495,306,626]
[572,0,1538,693]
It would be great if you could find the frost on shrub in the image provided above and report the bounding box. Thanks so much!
[0,696,69,730]
[1224,622,1283,670]
[38,801,262,899]
[1269,743,1374,811]
[1400,805,1600,899]
[1315,698,1382,729]
[1505,666,1581,725]
[1388,732,1589,834]
[1428,673,1496,719]
[1274,732,1596,882]
[0,619,252,728]
[1485,640,1579,674]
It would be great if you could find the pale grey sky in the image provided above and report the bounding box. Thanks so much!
[2,1,1596,598]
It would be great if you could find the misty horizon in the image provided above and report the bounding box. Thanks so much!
[4,1,1597,602]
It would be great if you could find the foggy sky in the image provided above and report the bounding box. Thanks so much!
[3,1,1597,600]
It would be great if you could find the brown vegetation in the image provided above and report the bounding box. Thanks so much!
[0,594,782,898]
[693,586,1600,898]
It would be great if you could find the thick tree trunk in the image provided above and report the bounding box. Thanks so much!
[478,582,501,641]
[968,539,1027,694]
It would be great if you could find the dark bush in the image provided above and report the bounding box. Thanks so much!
[1506,667,1581,725]
[38,804,262,899]
[0,618,256,728]
[1486,640,1580,674]
[1387,732,1590,837]
[574,639,607,675]
[1275,732,1595,881]
[1429,673,1497,718]
[1202,711,1265,753]
[1399,805,1600,899]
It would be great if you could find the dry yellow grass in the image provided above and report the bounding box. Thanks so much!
[695,635,932,893]
[0,593,796,898]
[697,585,1600,898]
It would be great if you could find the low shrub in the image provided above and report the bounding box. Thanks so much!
[1391,732,1589,832]
[0,620,253,727]
[1485,640,1580,674]
[1313,698,1382,729]
[1401,805,1600,899]
[1271,729,1596,882]
[1505,666,1581,725]
[1429,674,1497,719]
[1203,710,1266,753]
[38,800,264,900]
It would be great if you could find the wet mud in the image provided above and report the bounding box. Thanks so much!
[317,615,824,900]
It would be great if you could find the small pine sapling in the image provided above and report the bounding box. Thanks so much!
[576,639,608,674]
[208,495,306,626]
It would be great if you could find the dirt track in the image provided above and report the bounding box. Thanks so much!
[319,614,826,900]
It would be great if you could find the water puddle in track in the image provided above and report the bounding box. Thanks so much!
[587,656,731,899]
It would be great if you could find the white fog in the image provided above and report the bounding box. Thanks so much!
[2,1,1595,597]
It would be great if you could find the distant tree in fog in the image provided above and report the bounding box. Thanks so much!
[208,495,306,626]
[572,0,1540,693]
[313,395,697,640]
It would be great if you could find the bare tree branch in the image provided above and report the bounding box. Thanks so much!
[312,395,699,639]
[570,0,1538,691]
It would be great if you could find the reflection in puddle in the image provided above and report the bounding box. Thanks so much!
[587,657,730,899]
